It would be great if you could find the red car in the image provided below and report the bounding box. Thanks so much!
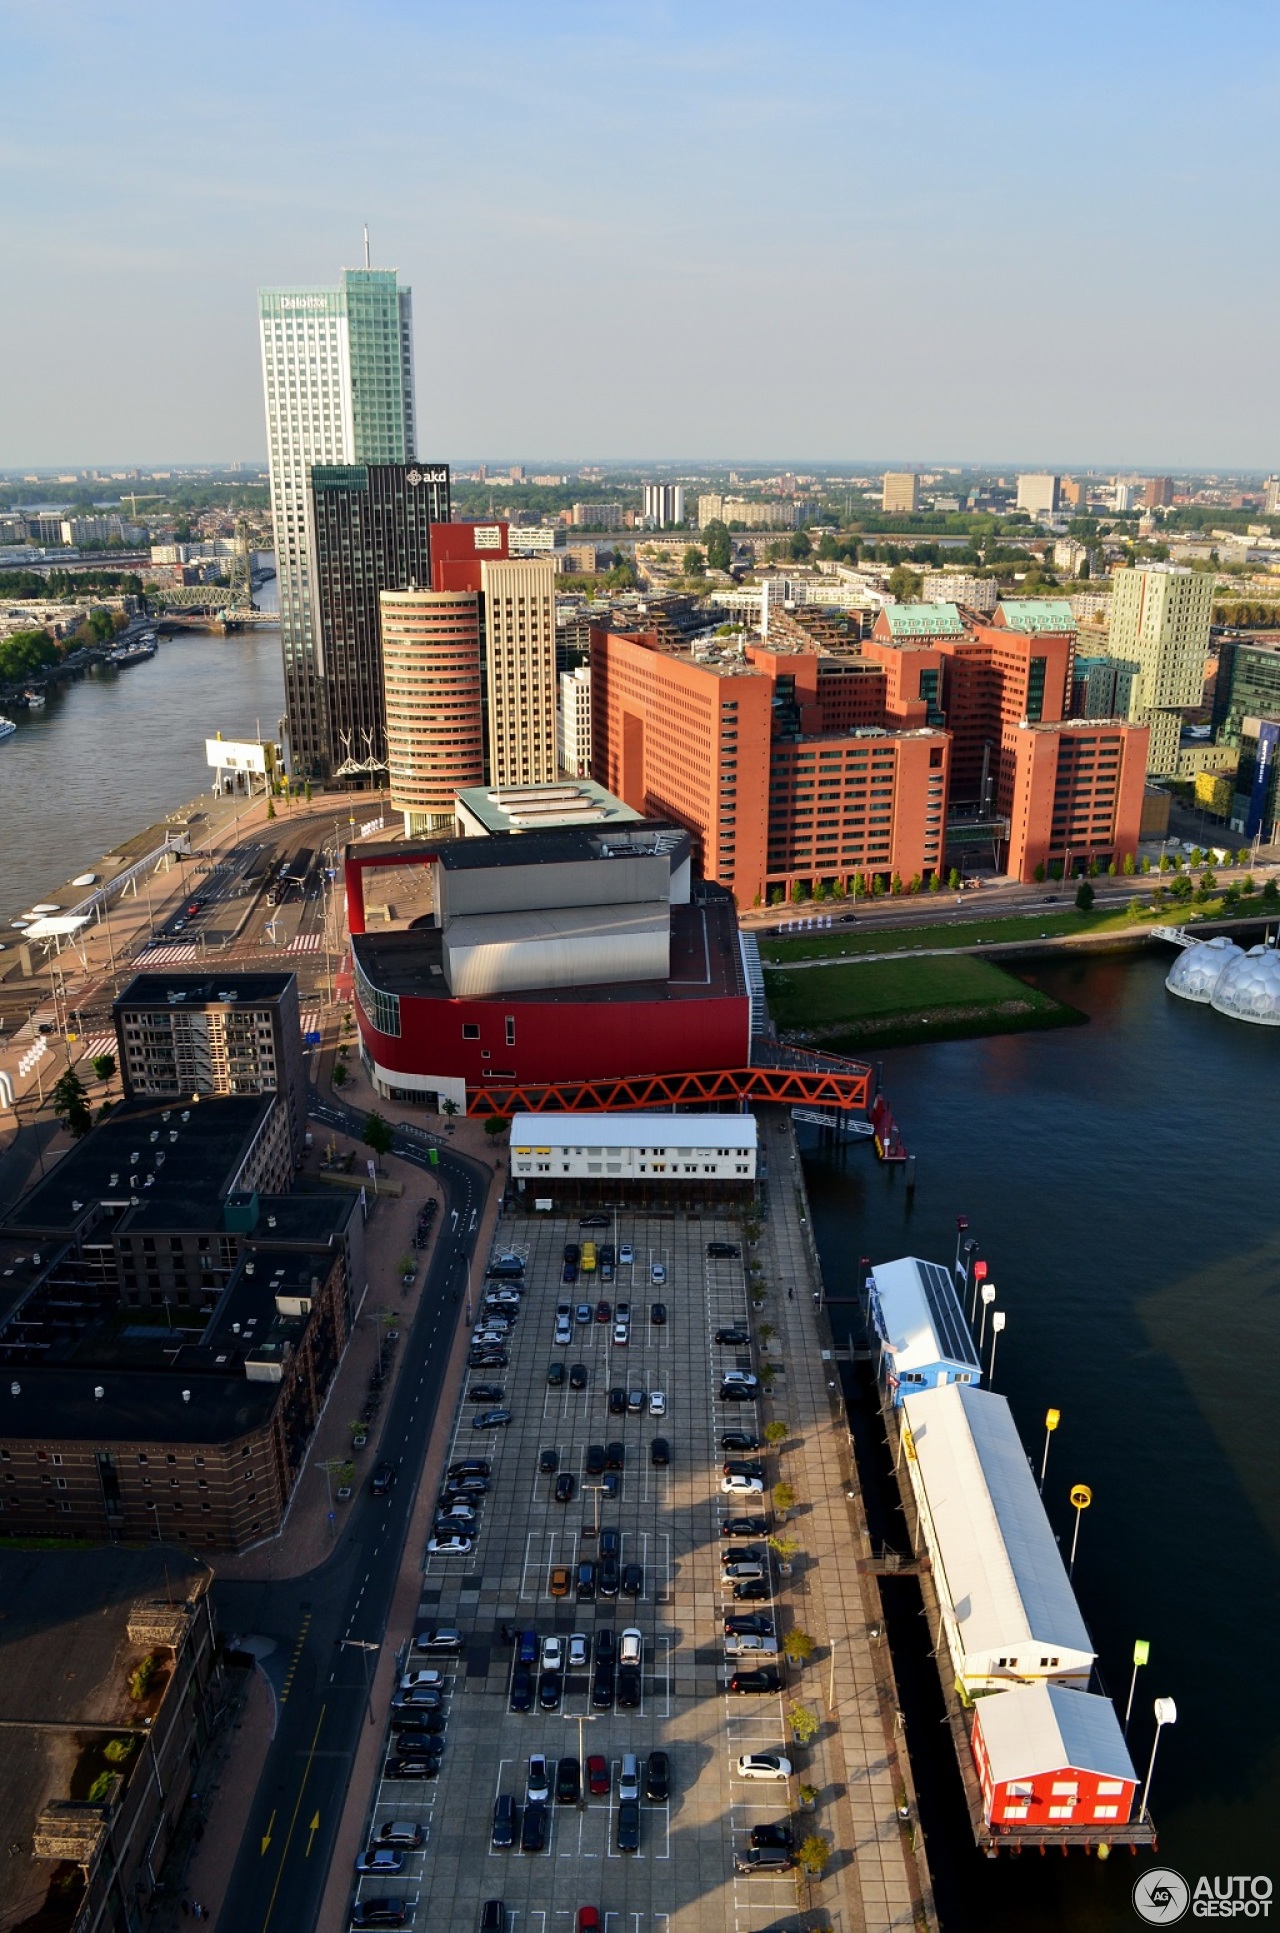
[577,1911,600,1933]
[586,1752,610,1796]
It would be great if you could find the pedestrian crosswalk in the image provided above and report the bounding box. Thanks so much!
[300,1010,321,1038]
[286,933,323,953]
[134,944,201,966]
[81,1033,116,1062]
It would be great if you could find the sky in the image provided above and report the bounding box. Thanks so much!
[2,0,1279,471]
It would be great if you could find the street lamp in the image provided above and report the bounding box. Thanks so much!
[977,1281,996,1353]
[959,1239,979,1302]
[1124,1638,1150,1739]
[987,1309,1006,1386]
[562,1709,597,1795]
[968,1258,988,1326]
[953,1215,970,1279]
[1138,1696,1177,1823]
[1068,1482,1092,1578]
[1039,1408,1060,1494]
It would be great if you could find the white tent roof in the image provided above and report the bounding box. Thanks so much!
[976,1683,1136,1786]
[22,915,92,939]
[902,1382,1094,1664]
[871,1255,980,1376]
[510,1112,757,1152]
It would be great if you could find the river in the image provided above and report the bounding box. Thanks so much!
[802,950,1280,1929]
[0,623,284,924]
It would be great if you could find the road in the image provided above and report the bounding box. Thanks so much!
[214,1101,491,1933]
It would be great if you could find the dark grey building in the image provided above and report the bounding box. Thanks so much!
[308,460,451,784]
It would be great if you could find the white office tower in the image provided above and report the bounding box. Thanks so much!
[643,483,685,529]
[558,664,592,776]
[481,557,558,787]
[258,263,415,774]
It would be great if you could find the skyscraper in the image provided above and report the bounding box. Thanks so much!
[258,264,416,775]
[1107,564,1214,774]
[643,483,685,529]
[480,557,558,786]
[308,462,450,781]
[381,586,485,834]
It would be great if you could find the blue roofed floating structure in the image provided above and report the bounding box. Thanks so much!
[867,1254,980,1405]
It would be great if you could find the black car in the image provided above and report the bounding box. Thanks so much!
[449,1459,490,1479]
[720,1431,761,1453]
[750,1820,795,1850]
[562,1262,578,1285]
[563,1243,581,1264]
[585,1443,606,1475]
[604,1440,625,1470]
[721,1544,766,1566]
[520,1800,548,1852]
[729,1668,784,1693]
[554,1472,577,1504]
[370,1462,395,1495]
[481,1905,505,1933]
[579,1214,609,1228]
[391,1707,445,1735]
[555,1756,581,1804]
[510,1666,533,1712]
[621,1562,643,1598]
[568,1362,588,1390]
[350,1903,411,1930]
[468,1383,505,1402]
[715,1327,751,1346]
[443,1475,489,1498]
[601,1471,619,1498]
[650,1437,670,1467]
[616,1798,640,1851]
[491,1793,517,1847]
[723,1460,765,1480]
[392,1727,443,1754]
[538,1670,562,1710]
[617,1665,641,1708]
[721,1516,767,1538]
[599,1244,616,1265]
[594,1627,617,1664]
[598,1555,619,1598]
[391,1685,443,1712]
[598,1525,621,1557]
[575,1561,597,1602]
[720,1384,758,1403]
[607,1385,627,1415]
[725,1613,774,1637]
[386,1755,440,1780]
[546,1361,566,1387]
[469,1351,509,1369]
[538,1447,559,1474]
[733,1578,771,1601]
[591,1661,614,1708]
[708,1241,740,1258]
[649,1301,667,1325]
[644,1750,670,1803]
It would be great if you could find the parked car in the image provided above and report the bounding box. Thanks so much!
[538,1447,559,1474]
[468,1383,505,1402]
[645,1750,670,1802]
[595,1300,612,1323]
[750,1820,796,1850]
[516,1630,538,1665]
[538,1670,562,1710]
[575,1303,592,1324]
[715,1326,751,1345]
[616,1798,640,1851]
[549,1565,571,1598]
[722,1474,765,1495]
[605,1440,625,1470]
[568,1362,588,1390]
[449,1459,490,1479]
[618,1244,634,1265]
[554,1316,573,1344]
[586,1752,610,1795]
[608,1385,627,1415]
[617,1753,640,1801]
[708,1241,740,1257]
[527,1754,550,1801]
[399,1669,445,1692]
[377,1820,425,1848]
[355,1847,404,1875]
[612,1320,629,1346]
[567,1632,590,1669]
[721,1559,766,1581]
[520,1800,548,1852]
[648,1390,666,1417]
[385,1755,440,1780]
[509,1666,533,1712]
[651,1262,666,1284]
[472,1408,512,1429]
[585,1443,606,1475]
[591,1662,614,1708]
[619,1627,642,1666]
[720,1384,759,1403]
[415,1626,463,1653]
[724,1633,780,1656]
[626,1386,645,1414]
[554,1473,577,1504]
[733,1577,771,1601]
[723,1459,765,1479]
[491,1792,517,1847]
[650,1437,670,1467]
[735,1846,794,1872]
[575,1561,597,1601]
[729,1668,784,1694]
[350,1902,411,1929]
[427,1535,473,1555]
[649,1302,667,1325]
[736,1752,792,1780]
[721,1516,767,1538]
[556,1755,581,1804]
[546,1361,566,1387]
[621,1561,643,1598]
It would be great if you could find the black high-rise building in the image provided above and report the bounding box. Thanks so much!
[308,462,451,783]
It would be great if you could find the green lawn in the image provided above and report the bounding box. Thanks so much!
[763,952,1082,1051]
[760,904,1141,963]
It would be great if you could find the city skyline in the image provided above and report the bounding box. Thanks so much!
[3,1,1280,468]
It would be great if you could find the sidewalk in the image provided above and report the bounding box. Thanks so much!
[757,1106,934,1933]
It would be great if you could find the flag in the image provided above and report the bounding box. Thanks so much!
[1133,1639,1150,1667]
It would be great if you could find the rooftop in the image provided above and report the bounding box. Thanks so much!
[510,1113,757,1152]
[351,823,690,875]
[976,1683,1137,1786]
[870,1255,981,1377]
[901,1382,1095,1665]
[882,603,965,638]
[455,780,642,835]
[996,599,1077,634]
[116,971,297,1008]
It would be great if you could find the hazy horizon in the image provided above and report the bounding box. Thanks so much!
[4,0,1279,471]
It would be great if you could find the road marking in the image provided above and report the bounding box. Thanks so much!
[259,1808,276,1856]
[260,1704,326,1933]
[279,1612,311,1704]
[305,1810,320,1856]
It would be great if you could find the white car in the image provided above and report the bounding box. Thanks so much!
[722,1473,765,1495]
[619,1244,634,1265]
[540,1635,563,1672]
[648,1390,667,1417]
[399,1668,446,1690]
[567,1633,590,1669]
[737,1752,792,1781]
[723,1634,780,1656]
[651,1262,666,1284]
[527,1754,550,1802]
[619,1627,643,1666]
[612,1321,629,1346]
[554,1316,572,1344]
[427,1535,473,1555]
[721,1371,760,1390]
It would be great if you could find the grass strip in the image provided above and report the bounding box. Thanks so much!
[763,951,1085,1051]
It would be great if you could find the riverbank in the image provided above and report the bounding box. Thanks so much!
[765,951,1086,1051]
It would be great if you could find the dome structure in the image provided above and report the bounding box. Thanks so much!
[1209,944,1280,1025]
[1165,934,1244,1004]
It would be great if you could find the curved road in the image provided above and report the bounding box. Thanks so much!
[214,1102,491,1933]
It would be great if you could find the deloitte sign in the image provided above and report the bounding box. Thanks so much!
[1134,1870,1274,1923]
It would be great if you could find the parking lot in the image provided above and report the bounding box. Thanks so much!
[348,1206,810,1933]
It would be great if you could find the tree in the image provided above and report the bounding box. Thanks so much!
[887,565,921,603]
[1122,851,1136,876]
[947,868,961,891]
[787,1700,820,1744]
[773,1481,797,1515]
[783,1626,816,1663]
[90,1052,117,1083]
[796,1832,832,1876]
[363,1111,394,1160]
[789,529,812,561]
[928,870,941,893]
[1033,862,1046,883]
[483,1115,507,1139]
[682,545,706,576]
[703,519,731,570]
[1238,848,1250,866]
[266,797,276,820]
[1262,878,1280,907]
[442,1097,459,1116]
[768,1533,800,1566]
[52,1068,92,1139]
[332,1060,348,1086]
[763,1419,789,1446]
[1074,880,1095,912]
[789,881,804,904]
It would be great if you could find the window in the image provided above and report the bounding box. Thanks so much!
[1048,1804,1075,1819]
[1097,1781,1125,1795]
[1039,1656,1060,1668]
[462,1023,480,1040]
[1051,1782,1078,1796]
[1093,1804,1119,1819]
[505,1016,516,1046]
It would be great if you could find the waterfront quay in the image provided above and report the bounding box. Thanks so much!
[319,1107,930,1933]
